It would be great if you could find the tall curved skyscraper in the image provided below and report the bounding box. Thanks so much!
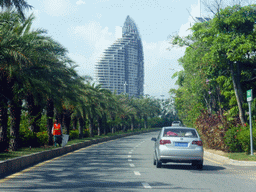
[95,15,144,97]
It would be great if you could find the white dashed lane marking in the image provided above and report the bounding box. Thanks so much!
[142,182,152,189]
[134,171,141,176]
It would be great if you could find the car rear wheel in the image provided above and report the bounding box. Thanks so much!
[197,163,203,170]
[156,158,162,168]
[192,161,197,166]
[153,153,156,165]
[192,160,203,170]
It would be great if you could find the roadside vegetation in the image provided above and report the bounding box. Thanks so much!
[0,1,178,156]
[169,1,256,155]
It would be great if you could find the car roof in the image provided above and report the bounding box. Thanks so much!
[162,127,197,130]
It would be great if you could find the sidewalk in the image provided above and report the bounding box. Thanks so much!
[204,149,256,166]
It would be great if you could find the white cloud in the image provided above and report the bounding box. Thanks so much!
[96,13,102,19]
[178,1,200,37]
[42,0,76,17]
[69,21,113,42]
[76,0,86,5]
[95,0,109,3]
[142,40,184,98]
[144,42,157,50]
[68,21,117,79]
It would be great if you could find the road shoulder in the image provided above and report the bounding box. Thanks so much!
[204,148,256,166]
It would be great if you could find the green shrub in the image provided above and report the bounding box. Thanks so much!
[36,131,48,146]
[84,129,90,137]
[39,114,47,132]
[224,125,242,152]
[237,126,256,154]
[19,127,38,147]
[69,129,90,140]
[69,130,79,140]
[148,117,163,128]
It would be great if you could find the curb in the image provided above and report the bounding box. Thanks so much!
[0,128,160,178]
[204,150,256,166]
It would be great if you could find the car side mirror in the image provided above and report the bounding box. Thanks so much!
[151,137,157,142]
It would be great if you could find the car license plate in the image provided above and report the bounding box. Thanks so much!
[175,142,188,147]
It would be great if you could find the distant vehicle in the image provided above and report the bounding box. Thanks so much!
[172,121,182,126]
[151,127,203,169]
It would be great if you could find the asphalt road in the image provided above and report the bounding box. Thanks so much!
[0,131,256,192]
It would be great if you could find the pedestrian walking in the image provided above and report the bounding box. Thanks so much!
[52,119,62,147]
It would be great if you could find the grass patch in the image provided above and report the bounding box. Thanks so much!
[0,146,55,161]
[227,152,256,161]
[0,137,94,161]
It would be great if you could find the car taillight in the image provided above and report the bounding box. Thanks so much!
[160,140,171,145]
[192,140,203,146]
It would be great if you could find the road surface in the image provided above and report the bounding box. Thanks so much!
[0,131,256,191]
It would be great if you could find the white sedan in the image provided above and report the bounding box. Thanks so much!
[151,127,204,169]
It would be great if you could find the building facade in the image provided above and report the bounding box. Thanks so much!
[95,15,144,97]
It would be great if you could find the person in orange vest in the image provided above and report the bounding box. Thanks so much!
[52,119,62,147]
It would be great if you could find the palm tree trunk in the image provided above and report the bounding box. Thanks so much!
[102,113,107,135]
[27,93,42,132]
[0,96,8,152]
[111,115,115,134]
[89,117,94,137]
[63,109,72,135]
[73,116,78,130]
[97,117,103,136]
[131,115,135,131]
[9,99,22,151]
[112,126,115,134]
[79,117,84,139]
[47,98,54,145]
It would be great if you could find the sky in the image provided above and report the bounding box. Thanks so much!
[24,0,212,99]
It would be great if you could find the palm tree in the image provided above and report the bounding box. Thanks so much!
[86,83,103,137]
[0,93,8,152]
[73,83,96,138]
[0,11,37,151]
[0,10,83,149]
[44,57,85,145]
[60,76,85,135]
[95,88,115,136]
[0,0,33,20]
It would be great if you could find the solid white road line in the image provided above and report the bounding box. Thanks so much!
[142,182,152,189]
[134,171,141,175]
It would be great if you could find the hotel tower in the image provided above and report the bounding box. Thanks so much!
[95,15,144,97]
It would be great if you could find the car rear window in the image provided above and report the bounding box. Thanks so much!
[163,128,198,138]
